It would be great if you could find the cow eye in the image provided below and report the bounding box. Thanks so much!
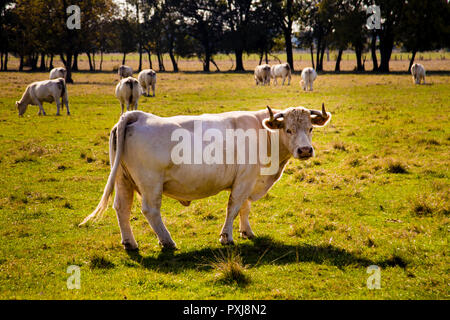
[286,129,292,134]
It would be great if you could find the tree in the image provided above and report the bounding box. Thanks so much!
[399,0,450,72]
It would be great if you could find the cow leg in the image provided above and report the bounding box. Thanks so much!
[152,83,155,97]
[113,173,138,250]
[219,183,253,245]
[287,73,291,85]
[55,99,61,116]
[239,199,255,239]
[140,182,176,249]
[36,101,46,116]
[120,102,124,114]
[281,76,286,85]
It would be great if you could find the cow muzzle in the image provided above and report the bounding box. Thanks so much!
[296,146,313,159]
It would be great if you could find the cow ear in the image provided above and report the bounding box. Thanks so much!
[311,103,331,127]
[263,106,284,131]
[263,117,284,130]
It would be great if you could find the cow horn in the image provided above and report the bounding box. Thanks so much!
[267,105,284,120]
[311,103,328,118]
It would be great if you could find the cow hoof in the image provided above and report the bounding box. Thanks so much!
[159,240,177,250]
[240,231,255,239]
[219,233,234,245]
[123,241,138,251]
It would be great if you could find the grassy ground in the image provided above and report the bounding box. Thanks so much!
[0,67,449,299]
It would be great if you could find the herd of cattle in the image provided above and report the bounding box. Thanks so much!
[12,60,427,249]
[14,62,426,117]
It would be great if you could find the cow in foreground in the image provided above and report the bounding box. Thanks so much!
[271,63,291,85]
[300,67,317,91]
[118,65,133,79]
[254,64,271,85]
[138,69,157,97]
[411,63,426,84]
[79,104,332,250]
[49,67,67,80]
[16,78,70,116]
[115,77,142,114]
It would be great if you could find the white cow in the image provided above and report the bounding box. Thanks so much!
[49,67,67,80]
[300,67,318,91]
[115,77,142,114]
[254,64,271,85]
[138,69,157,97]
[411,63,426,84]
[118,65,133,79]
[271,63,291,85]
[16,78,70,116]
[79,104,332,250]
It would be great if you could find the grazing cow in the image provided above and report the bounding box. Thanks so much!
[138,69,157,97]
[49,67,67,80]
[118,65,133,79]
[254,64,271,85]
[79,103,332,250]
[271,63,291,85]
[300,67,317,91]
[115,77,142,114]
[411,63,426,84]
[16,78,70,116]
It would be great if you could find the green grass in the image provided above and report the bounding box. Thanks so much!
[0,69,449,299]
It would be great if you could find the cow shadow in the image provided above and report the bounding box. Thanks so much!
[125,235,378,274]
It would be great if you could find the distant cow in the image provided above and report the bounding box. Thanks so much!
[118,65,133,79]
[49,67,66,80]
[115,77,142,114]
[138,69,157,97]
[254,64,271,85]
[16,78,70,116]
[79,104,332,250]
[300,67,317,91]
[271,63,291,85]
[411,63,426,84]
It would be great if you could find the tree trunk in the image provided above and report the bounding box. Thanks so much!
[319,45,326,71]
[138,45,142,72]
[61,53,74,83]
[234,48,244,71]
[122,52,126,65]
[284,28,294,71]
[335,48,343,72]
[157,52,165,72]
[146,50,153,69]
[258,50,263,65]
[379,33,394,72]
[370,31,378,72]
[39,53,46,71]
[100,50,103,71]
[203,50,211,72]
[408,50,417,73]
[19,54,24,71]
[87,52,93,71]
[310,45,315,69]
[72,52,78,71]
[169,49,178,72]
[49,54,54,69]
[316,39,321,71]
[355,44,364,71]
[0,52,3,70]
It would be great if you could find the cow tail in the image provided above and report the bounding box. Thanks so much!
[59,79,66,107]
[126,79,134,105]
[79,112,138,226]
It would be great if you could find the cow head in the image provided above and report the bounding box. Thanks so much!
[263,104,331,159]
[16,100,27,116]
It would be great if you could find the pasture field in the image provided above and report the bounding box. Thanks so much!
[0,67,449,299]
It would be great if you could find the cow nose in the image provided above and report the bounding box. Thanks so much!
[298,147,313,157]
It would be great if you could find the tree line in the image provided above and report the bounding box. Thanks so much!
[0,0,448,83]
